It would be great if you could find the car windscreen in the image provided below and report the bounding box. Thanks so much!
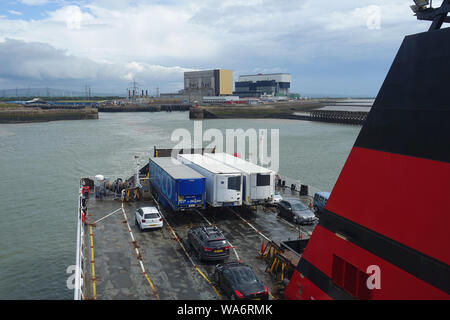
[291,202,308,211]
[207,240,227,248]
[231,267,257,284]
[256,174,270,186]
[144,213,159,219]
[227,176,241,191]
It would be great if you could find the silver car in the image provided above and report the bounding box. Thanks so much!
[277,199,318,225]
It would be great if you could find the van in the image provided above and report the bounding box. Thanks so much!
[313,192,330,214]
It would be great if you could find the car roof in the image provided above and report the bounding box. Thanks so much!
[140,206,159,213]
[284,199,302,204]
[194,226,226,240]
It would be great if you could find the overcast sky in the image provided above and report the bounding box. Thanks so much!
[0,0,436,96]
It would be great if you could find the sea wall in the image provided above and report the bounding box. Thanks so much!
[0,107,98,123]
[98,104,191,112]
[189,101,323,120]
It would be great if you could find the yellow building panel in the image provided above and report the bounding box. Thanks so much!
[219,70,233,95]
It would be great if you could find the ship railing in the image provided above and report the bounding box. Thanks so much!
[74,180,85,300]
[276,174,323,201]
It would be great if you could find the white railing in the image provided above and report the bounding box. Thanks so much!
[277,174,323,199]
[74,180,85,300]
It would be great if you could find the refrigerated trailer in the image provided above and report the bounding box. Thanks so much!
[149,157,206,211]
[203,153,275,205]
[177,154,243,207]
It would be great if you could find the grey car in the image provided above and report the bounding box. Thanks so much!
[276,199,318,225]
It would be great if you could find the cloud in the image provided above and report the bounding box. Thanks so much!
[0,0,434,95]
[18,0,50,5]
[47,5,94,30]
[8,10,23,16]
[0,38,195,93]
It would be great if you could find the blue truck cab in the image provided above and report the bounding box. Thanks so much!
[313,191,330,214]
[149,157,206,212]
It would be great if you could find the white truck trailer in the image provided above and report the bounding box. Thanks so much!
[203,153,275,205]
[177,154,243,207]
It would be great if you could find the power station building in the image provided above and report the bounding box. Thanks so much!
[183,69,233,97]
[234,73,291,97]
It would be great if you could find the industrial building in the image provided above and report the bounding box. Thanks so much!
[184,69,233,97]
[234,73,291,98]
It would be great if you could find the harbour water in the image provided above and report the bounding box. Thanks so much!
[0,111,360,299]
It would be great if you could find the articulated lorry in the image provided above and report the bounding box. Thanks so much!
[149,157,206,211]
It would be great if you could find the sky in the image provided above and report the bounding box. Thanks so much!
[0,0,437,96]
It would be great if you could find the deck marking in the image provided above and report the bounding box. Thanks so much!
[162,213,222,299]
[93,207,122,224]
[194,209,240,262]
[227,209,276,300]
[89,226,97,300]
[229,209,271,242]
[275,215,311,238]
[150,195,222,300]
[120,203,160,300]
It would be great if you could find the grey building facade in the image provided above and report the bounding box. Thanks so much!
[234,73,291,97]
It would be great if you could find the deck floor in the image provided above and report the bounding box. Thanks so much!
[82,186,316,300]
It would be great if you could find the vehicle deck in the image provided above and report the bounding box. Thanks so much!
[81,185,316,300]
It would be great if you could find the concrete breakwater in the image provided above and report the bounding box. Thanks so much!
[0,107,98,123]
[98,104,191,112]
[189,101,370,125]
[189,101,323,120]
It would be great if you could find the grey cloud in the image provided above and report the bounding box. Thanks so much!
[0,38,192,93]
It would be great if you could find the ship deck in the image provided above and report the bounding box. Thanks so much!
[81,187,316,300]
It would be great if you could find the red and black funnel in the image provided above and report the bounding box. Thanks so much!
[285,27,450,300]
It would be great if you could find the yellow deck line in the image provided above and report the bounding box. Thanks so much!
[89,225,96,300]
[143,273,160,300]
